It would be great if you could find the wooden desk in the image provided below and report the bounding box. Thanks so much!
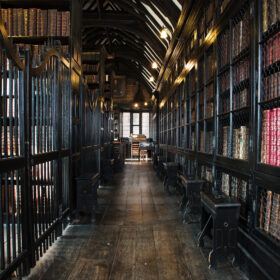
[197,192,241,268]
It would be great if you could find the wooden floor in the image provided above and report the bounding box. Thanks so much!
[26,161,246,280]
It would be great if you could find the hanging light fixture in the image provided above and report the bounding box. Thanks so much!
[149,76,154,82]
[152,62,158,69]
[160,27,168,39]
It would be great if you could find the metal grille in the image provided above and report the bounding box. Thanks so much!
[0,170,24,278]
[216,170,248,220]
[259,188,280,242]
[0,46,26,278]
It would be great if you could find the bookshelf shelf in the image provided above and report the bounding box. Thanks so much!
[232,48,250,65]
[0,1,70,10]
[262,19,280,42]
[9,36,70,45]
[155,1,280,276]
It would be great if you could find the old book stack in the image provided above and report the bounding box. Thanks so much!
[221,173,230,195]
[231,177,247,202]
[85,74,99,84]
[0,8,70,37]
[222,126,230,157]
[261,108,280,166]
[232,126,249,160]
[206,102,214,118]
[206,131,214,153]
[262,0,280,33]
[263,72,280,101]
[233,58,250,86]
[200,131,204,151]
[232,9,249,58]
[199,131,214,153]
[191,131,195,150]
[263,31,280,68]
[206,52,214,81]
[233,88,249,110]
[206,83,214,100]
[219,28,230,68]
[260,190,280,241]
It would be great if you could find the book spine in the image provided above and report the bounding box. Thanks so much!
[23,9,28,36]
[36,9,41,36]
[263,0,268,32]
[7,8,12,36]
[264,191,273,233]
[41,10,47,36]
[17,8,23,36]
[57,11,62,37]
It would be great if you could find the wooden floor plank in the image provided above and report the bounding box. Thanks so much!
[153,224,192,280]
[135,225,159,280]
[109,227,137,280]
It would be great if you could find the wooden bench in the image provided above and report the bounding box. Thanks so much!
[76,172,100,222]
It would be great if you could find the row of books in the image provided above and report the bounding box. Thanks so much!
[261,108,280,166]
[205,166,213,182]
[220,71,230,93]
[85,75,99,84]
[259,189,280,241]
[206,52,215,81]
[191,131,195,150]
[221,173,247,201]
[263,72,280,101]
[206,102,214,118]
[263,0,280,32]
[1,126,19,157]
[233,126,249,160]
[222,125,249,159]
[263,31,280,68]
[232,9,250,58]
[206,83,214,100]
[233,88,249,110]
[220,95,230,114]
[1,8,70,37]
[233,59,250,86]
[219,28,230,68]
[199,131,214,153]
[83,64,99,73]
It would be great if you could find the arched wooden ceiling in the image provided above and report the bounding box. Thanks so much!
[82,0,183,94]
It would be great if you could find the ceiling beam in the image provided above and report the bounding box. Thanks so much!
[82,23,165,59]
[83,12,138,26]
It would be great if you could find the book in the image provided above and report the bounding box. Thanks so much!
[263,0,268,32]
[222,126,230,156]
[240,126,249,160]
[219,28,230,68]
[221,173,230,196]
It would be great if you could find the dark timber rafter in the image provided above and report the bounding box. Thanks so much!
[82,20,166,59]
[82,0,182,96]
